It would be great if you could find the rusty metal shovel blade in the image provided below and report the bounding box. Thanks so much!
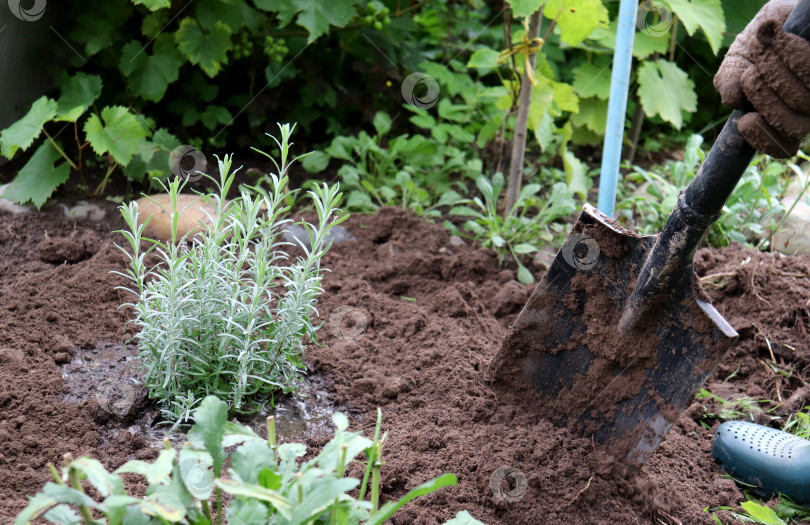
[490,203,738,471]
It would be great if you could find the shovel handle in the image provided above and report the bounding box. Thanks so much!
[619,0,810,332]
[685,0,810,217]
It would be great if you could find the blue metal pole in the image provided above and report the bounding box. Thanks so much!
[597,0,638,216]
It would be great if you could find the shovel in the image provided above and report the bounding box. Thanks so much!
[491,0,810,472]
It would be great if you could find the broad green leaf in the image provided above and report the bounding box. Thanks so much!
[42,504,81,525]
[633,29,670,60]
[533,110,555,151]
[259,0,360,43]
[571,96,608,135]
[543,0,608,46]
[55,73,102,123]
[0,96,57,159]
[178,446,215,499]
[739,501,786,525]
[195,0,263,32]
[216,479,293,518]
[517,263,534,284]
[366,473,458,525]
[301,150,330,172]
[527,82,555,143]
[84,106,148,165]
[227,499,269,525]
[506,0,544,17]
[1,141,70,209]
[637,59,697,129]
[552,81,579,114]
[372,111,392,136]
[665,0,726,55]
[467,48,500,70]
[571,62,610,100]
[443,510,488,525]
[230,438,276,484]
[42,483,101,509]
[563,149,589,199]
[140,493,185,522]
[187,396,228,475]
[13,493,57,525]
[120,37,184,102]
[71,457,125,496]
[132,0,170,10]
[289,478,360,522]
[70,0,132,56]
[174,18,231,77]
[221,420,262,448]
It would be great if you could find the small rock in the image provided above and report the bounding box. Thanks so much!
[449,235,465,247]
[283,223,355,251]
[490,281,530,317]
[382,378,403,399]
[53,352,70,365]
[58,201,106,222]
[79,229,102,255]
[37,237,86,264]
[376,242,401,259]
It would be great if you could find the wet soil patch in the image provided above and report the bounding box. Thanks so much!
[1,205,809,523]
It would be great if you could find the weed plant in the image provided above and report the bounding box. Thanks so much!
[15,395,484,525]
[115,124,346,424]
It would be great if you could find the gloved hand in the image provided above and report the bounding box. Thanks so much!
[714,0,810,158]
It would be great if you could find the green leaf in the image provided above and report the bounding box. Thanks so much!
[13,493,57,525]
[140,493,186,522]
[289,478,360,522]
[258,0,359,43]
[216,479,293,518]
[1,141,70,209]
[301,150,330,172]
[506,0,544,17]
[372,111,392,135]
[633,29,670,60]
[71,457,125,497]
[55,73,103,123]
[70,0,132,57]
[178,446,215,500]
[513,243,537,254]
[443,510,488,525]
[637,59,697,129]
[665,0,726,55]
[42,483,101,509]
[563,149,589,199]
[467,48,500,70]
[571,62,610,100]
[227,499,269,525]
[0,96,57,159]
[552,81,579,114]
[187,396,228,476]
[120,37,184,102]
[84,106,148,165]
[739,501,786,525]
[132,0,170,9]
[527,81,555,143]
[543,0,609,46]
[571,96,608,135]
[230,438,276,484]
[517,263,534,284]
[174,18,231,77]
[42,504,81,525]
[366,473,458,525]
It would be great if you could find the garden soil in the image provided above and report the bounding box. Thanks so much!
[2,204,810,524]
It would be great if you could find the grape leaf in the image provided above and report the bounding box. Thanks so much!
[506,0,544,18]
[70,0,132,57]
[590,21,668,59]
[527,82,555,142]
[543,0,608,46]
[55,73,103,123]
[664,0,726,55]
[195,0,262,32]
[174,18,232,77]
[571,96,608,135]
[122,127,181,182]
[637,59,697,129]
[467,48,500,70]
[0,96,57,159]
[1,142,70,209]
[83,106,148,165]
[552,81,579,114]
[132,0,170,10]
[120,37,184,102]
[257,0,361,42]
[571,62,610,100]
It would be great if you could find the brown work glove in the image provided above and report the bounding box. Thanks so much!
[714,0,810,158]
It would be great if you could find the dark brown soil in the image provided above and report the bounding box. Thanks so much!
[2,205,810,524]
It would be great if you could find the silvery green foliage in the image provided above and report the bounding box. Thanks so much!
[114,125,346,423]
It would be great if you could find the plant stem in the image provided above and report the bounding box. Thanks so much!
[371,449,381,514]
[504,10,542,218]
[668,17,679,62]
[267,416,277,460]
[65,456,95,525]
[42,129,78,170]
[625,98,645,163]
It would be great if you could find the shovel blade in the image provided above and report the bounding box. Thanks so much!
[491,204,737,470]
